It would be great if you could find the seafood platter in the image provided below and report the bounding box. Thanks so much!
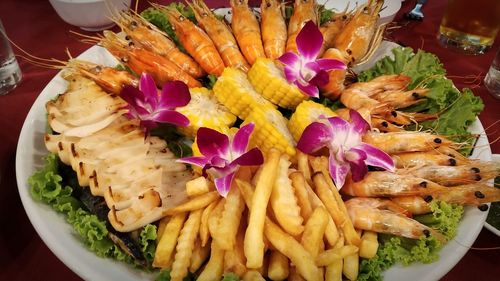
[16,1,498,281]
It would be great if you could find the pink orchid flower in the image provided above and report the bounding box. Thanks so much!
[278,20,346,98]
[120,73,190,130]
[178,123,263,197]
[297,110,395,189]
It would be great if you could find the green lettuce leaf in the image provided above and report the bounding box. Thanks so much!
[155,269,196,281]
[221,272,241,281]
[140,224,158,264]
[358,201,464,281]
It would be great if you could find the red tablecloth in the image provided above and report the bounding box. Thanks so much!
[0,0,498,280]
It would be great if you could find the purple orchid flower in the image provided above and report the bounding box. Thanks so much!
[178,123,264,197]
[278,20,346,98]
[297,110,395,189]
[120,73,190,130]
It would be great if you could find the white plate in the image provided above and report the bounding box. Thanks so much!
[16,44,491,281]
[484,154,500,236]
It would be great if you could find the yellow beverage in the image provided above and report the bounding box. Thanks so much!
[438,0,500,54]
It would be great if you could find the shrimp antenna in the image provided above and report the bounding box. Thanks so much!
[69,30,102,45]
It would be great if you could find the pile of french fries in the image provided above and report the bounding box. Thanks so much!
[153,149,380,281]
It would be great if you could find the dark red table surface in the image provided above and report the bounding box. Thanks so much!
[0,0,499,280]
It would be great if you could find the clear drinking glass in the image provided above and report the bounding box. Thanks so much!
[437,0,500,55]
[484,48,500,99]
[0,19,22,96]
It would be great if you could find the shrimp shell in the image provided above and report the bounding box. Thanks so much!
[341,171,444,197]
[189,0,250,72]
[333,0,383,63]
[319,48,348,100]
[260,0,287,60]
[392,151,468,168]
[116,12,205,78]
[398,162,500,186]
[433,183,500,206]
[230,0,266,65]
[286,0,318,54]
[371,117,404,133]
[372,88,429,109]
[362,131,457,155]
[100,31,201,88]
[345,197,445,241]
[319,12,350,57]
[391,196,432,215]
[163,7,225,76]
[64,59,138,94]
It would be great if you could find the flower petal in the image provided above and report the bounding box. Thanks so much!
[196,127,230,159]
[355,143,395,172]
[177,156,209,167]
[315,58,347,71]
[328,152,350,189]
[349,110,370,135]
[232,147,264,166]
[297,122,333,154]
[296,21,322,61]
[308,69,329,87]
[326,117,351,145]
[346,148,368,182]
[214,172,236,197]
[139,73,159,108]
[296,81,319,98]
[153,110,190,127]
[278,51,301,67]
[231,123,254,156]
[159,80,191,109]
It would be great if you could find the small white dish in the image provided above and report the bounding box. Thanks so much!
[49,0,132,31]
[484,154,500,236]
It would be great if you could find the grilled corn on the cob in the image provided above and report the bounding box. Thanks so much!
[243,107,296,156]
[288,100,337,141]
[177,87,236,137]
[213,67,275,119]
[247,58,308,109]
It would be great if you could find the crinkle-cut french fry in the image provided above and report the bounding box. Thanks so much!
[359,231,379,259]
[163,191,221,216]
[297,151,312,186]
[313,172,361,246]
[288,266,306,281]
[301,206,329,258]
[200,200,219,247]
[245,149,281,269]
[316,245,359,267]
[186,176,213,197]
[243,270,266,281]
[208,199,226,238]
[223,216,248,277]
[170,209,202,281]
[343,252,359,281]
[264,219,321,281]
[302,178,339,246]
[290,171,313,220]
[271,156,304,236]
[153,213,187,268]
[189,238,211,273]
[214,183,245,250]
[156,216,170,243]
[197,241,225,281]
[268,250,289,281]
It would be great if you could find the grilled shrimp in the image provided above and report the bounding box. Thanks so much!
[333,0,384,64]
[391,196,432,215]
[393,150,469,168]
[230,0,266,65]
[372,88,429,109]
[163,7,225,76]
[433,183,500,206]
[319,48,348,100]
[398,162,500,186]
[319,12,351,56]
[345,197,445,241]
[371,117,404,133]
[189,0,250,72]
[286,0,318,54]
[341,171,444,197]
[115,11,205,78]
[362,131,457,155]
[100,31,201,88]
[260,0,287,60]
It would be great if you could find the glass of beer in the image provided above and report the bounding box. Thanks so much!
[438,0,500,55]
